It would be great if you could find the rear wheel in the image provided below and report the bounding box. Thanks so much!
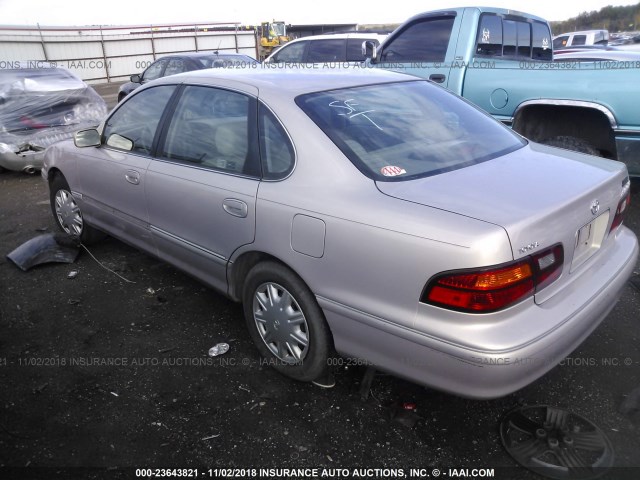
[242,261,332,383]
[50,174,104,244]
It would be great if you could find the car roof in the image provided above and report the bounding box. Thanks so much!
[158,51,254,60]
[286,32,388,41]
[150,67,414,97]
[554,29,608,37]
[555,50,640,61]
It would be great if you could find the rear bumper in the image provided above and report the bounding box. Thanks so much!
[319,226,638,399]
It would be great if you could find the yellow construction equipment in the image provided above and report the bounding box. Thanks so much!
[258,21,290,59]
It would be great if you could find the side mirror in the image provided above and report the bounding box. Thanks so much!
[106,133,134,151]
[362,41,378,61]
[74,128,101,148]
[130,73,141,83]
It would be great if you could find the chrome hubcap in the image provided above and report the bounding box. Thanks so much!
[253,282,309,364]
[54,189,83,236]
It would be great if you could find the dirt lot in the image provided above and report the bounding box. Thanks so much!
[1,86,640,480]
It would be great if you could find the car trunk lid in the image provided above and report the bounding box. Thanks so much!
[375,143,629,304]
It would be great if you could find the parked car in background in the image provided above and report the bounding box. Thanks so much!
[0,62,106,173]
[117,52,259,101]
[553,29,609,50]
[554,49,640,61]
[43,68,637,399]
[264,32,387,64]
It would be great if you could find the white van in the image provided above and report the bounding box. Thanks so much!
[265,32,388,64]
[553,30,609,49]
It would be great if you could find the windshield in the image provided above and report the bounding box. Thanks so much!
[271,23,286,36]
[296,80,525,181]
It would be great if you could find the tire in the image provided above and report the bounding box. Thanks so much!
[541,136,601,156]
[50,174,104,244]
[242,261,332,383]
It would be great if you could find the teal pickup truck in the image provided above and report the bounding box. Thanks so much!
[365,6,640,176]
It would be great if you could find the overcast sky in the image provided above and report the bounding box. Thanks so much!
[0,0,638,27]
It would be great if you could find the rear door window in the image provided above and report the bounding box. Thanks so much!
[306,39,345,62]
[159,85,259,176]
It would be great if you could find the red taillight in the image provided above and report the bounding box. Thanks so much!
[609,191,631,234]
[422,244,564,313]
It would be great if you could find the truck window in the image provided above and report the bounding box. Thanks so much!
[517,22,532,57]
[503,20,517,56]
[532,21,552,60]
[504,20,532,57]
[572,35,587,46]
[476,14,503,56]
[380,16,455,63]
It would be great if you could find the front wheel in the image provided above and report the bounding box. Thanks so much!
[242,261,332,382]
[50,174,104,244]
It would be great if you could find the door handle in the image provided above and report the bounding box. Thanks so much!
[429,74,446,83]
[125,170,140,185]
[223,198,248,218]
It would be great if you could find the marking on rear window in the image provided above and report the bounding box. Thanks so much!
[380,166,406,177]
[329,99,383,131]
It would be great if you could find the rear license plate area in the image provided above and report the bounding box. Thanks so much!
[571,211,610,271]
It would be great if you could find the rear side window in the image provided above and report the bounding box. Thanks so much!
[572,35,587,46]
[258,104,295,180]
[380,17,455,62]
[306,39,344,62]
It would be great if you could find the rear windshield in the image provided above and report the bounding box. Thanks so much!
[296,80,525,181]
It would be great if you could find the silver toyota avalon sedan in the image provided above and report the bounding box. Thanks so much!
[42,68,638,399]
